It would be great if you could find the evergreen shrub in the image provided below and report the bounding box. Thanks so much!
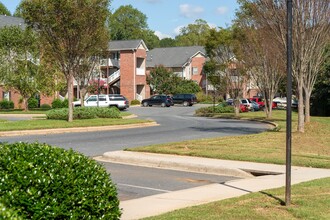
[0,100,14,109]
[28,98,39,109]
[0,142,121,219]
[130,99,140,105]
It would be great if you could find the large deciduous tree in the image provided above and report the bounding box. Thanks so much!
[0,2,11,15]
[109,4,159,49]
[21,0,110,122]
[0,26,50,111]
[175,19,212,46]
[238,0,330,132]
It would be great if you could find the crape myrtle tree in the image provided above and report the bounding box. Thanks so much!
[0,26,53,111]
[21,0,110,122]
[204,28,247,117]
[234,3,286,119]
[239,0,330,132]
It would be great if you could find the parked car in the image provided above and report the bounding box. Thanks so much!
[141,95,172,107]
[73,94,129,110]
[240,98,253,111]
[250,101,260,111]
[172,94,197,106]
[240,104,249,112]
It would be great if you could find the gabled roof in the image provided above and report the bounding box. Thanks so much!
[146,46,206,68]
[108,39,148,52]
[0,15,26,29]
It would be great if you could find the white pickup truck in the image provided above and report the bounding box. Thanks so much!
[73,94,129,110]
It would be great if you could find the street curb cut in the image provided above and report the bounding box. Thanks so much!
[95,151,254,178]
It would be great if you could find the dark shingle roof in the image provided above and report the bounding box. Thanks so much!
[146,46,206,68]
[0,15,26,29]
[108,39,148,51]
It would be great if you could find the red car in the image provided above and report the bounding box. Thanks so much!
[240,104,249,112]
[249,97,277,109]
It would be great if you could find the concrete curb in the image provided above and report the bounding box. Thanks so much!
[97,151,261,178]
[0,122,158,137]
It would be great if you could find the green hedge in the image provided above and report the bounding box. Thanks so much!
[195,105,234,116]
[46,107,121,120]
[130,99,140,105]
[0,142,121,219]
[0,100,14,109]
[28,98,39,109]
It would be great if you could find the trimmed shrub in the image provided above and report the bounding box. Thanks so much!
[28,98,39,108]
[0,100,14,109]
[61,99,69,108]
[46,108,69,120]
[130,99,140,105]
[0,142,121,219]
[40,104,52,110]
[46,107,122,120]
[94,107,121,118]
[195,105,234,116]
[51,99,63,108]
[0,202,23,220]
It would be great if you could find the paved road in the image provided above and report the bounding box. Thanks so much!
[101,162,240,201]
[0,105,270,156]
[0,105,270,200]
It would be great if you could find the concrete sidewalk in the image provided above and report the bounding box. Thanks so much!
[95,151,330,220]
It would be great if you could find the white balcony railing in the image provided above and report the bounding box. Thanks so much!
[107,70,120,84]
[136,67,145,75]
[100,58,120,68]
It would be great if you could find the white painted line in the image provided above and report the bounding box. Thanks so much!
[118,183,172,193]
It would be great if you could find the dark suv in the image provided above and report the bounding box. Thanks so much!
[172,94,197,106]
[141,95,172,107]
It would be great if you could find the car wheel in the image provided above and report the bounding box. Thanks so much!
[143,102,148,107]
[183,101,189,107]
[161,102,166,107]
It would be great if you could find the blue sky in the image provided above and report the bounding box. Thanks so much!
[2,0,239,39]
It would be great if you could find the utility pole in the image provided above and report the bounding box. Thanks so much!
[286,0,293,206]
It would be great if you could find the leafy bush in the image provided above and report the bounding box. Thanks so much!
[0,142,121,219]
[196,92,223,104]
[94,107,121,118]
[0,202,23,220]
[46,107,122,120]
[40,104,51,109]
[0,100,14,109]
[130,99,140,105]
[28,98,39,108]
[51,98,63,108]
[61,98,69,108]
[195,105,234,116]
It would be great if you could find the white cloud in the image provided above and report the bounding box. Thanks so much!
[155,31,173,39]
[216,6,228,15]
[174,25,185,35]
[179,4,204,18]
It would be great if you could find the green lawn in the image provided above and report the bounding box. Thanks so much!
[0,111,149,131]
[129,110,330,169]
[127,110,330,220]
[144,177,330,220]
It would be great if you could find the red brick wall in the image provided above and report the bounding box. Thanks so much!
[191,55,206,87]
[120,48,148,102]
[0,87,54,109]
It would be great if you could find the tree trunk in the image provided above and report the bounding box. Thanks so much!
[67,74,74,122]
[234,99,240,117]
[297,83,304,132]
[23,97,28,112]
[79,88,87,107]
[304,92,311,123]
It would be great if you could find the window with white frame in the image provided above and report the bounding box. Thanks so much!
[2,91,10,101]
[192,67,198,75]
